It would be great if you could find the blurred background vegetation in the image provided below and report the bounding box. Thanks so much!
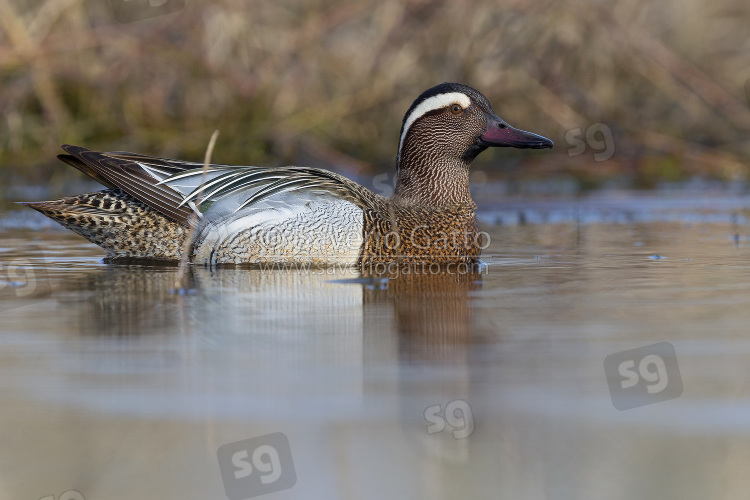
[1,0,749,202]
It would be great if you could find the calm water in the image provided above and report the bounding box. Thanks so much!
[2,192,750,500]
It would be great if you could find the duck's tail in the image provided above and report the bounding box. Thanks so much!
[20,189,186,260]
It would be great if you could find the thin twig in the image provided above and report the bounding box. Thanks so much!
[174,129,220,290]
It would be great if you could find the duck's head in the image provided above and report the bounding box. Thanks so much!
[395,82,553,205]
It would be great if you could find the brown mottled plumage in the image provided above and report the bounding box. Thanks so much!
[24,189,186,260]
[22,83,553,265]
[360,199,481,265]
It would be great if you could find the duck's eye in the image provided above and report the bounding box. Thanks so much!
[450,104,463,115]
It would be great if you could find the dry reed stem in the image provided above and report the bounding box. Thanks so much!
[173,129,219,291]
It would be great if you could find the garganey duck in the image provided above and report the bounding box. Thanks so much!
[23,83,553,266]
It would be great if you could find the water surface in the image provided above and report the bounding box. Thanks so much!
[1,193,750,499]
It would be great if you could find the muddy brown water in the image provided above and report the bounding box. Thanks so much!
[1,193,750,499]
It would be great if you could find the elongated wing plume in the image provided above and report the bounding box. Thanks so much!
[57,145,381,226]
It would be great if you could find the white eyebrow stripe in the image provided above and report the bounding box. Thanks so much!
[398,92,472,160]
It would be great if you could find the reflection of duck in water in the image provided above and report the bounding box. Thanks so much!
[70,260,482,358]
[363,271,484,464]
[363,269,484,361]
[24,84,551,265]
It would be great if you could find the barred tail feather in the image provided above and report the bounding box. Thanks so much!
[20,189,186,260]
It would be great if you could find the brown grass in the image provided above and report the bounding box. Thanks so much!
[1,0,749,190]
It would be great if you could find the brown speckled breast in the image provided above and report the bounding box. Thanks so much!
[359,200,482,266]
